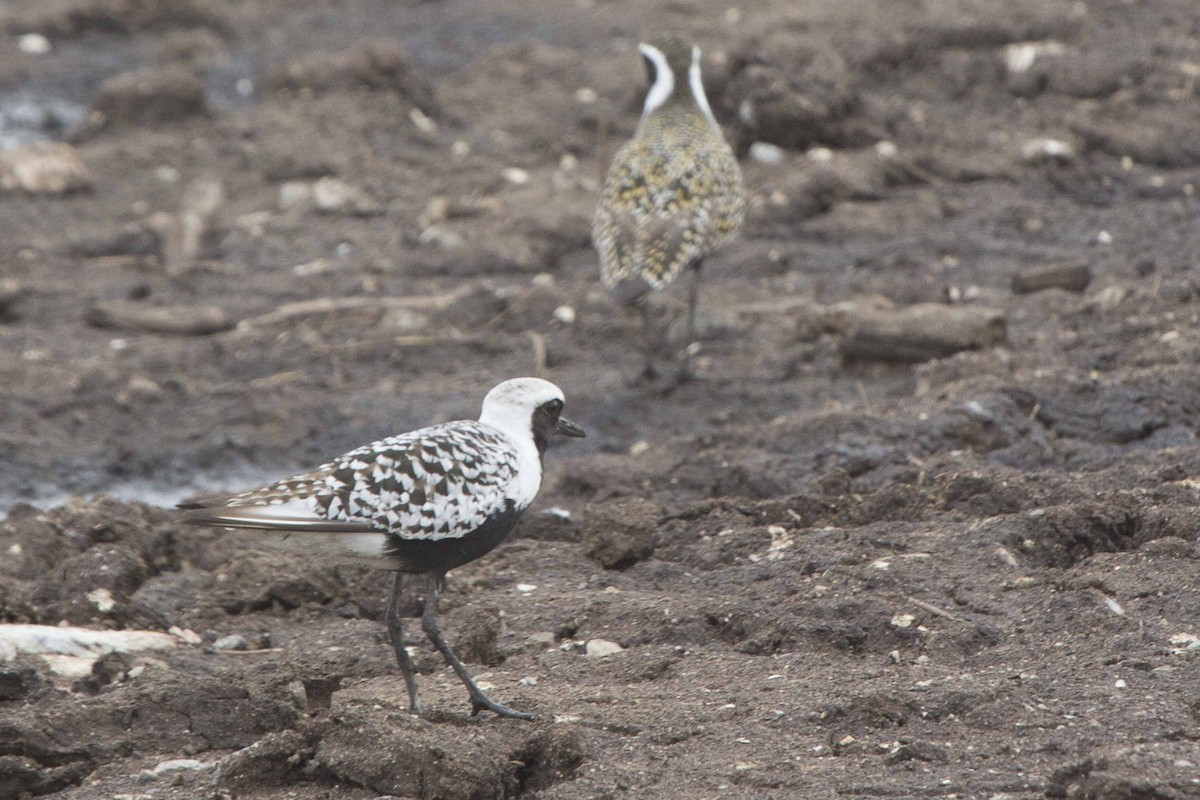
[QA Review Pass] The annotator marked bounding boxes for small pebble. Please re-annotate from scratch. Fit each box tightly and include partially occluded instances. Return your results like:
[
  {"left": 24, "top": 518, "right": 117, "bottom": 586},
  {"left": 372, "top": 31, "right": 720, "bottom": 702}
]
[
  {"left": 213, "top": 634, "right": 248, "bottom": 651},
  {"left": 748, "top": 142, "right": 784, "bottom": 164},
  {"left": 502, "top": 167, "right": 530, "bottom": 185},
  {"left": 18, "top": 33, "right": 51, "bottom": 55},
  {"left": 519, "top": 676, "right": 538, "bottom": 686}
]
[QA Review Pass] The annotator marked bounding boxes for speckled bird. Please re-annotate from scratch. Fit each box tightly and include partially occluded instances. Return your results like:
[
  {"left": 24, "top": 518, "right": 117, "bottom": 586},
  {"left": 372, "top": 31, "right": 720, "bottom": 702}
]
[
  {"left": 593, "top": 35, "right": 745, "bottom": 379},
  {"left": 178, "top": 378, "right": 585, "bottom": 721}
]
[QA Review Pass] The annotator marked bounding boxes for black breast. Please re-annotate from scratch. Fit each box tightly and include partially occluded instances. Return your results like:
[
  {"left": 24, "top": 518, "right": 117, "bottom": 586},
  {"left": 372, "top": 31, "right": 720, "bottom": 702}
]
[{"left": 383, "top": 501, "right": 524, "bottom": 574}]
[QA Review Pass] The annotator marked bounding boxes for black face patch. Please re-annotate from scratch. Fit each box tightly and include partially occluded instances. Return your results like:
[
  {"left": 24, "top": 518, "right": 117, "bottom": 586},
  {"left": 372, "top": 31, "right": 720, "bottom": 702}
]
[{"left": 531, "top": 401, "right": 562, "bottom": 457}]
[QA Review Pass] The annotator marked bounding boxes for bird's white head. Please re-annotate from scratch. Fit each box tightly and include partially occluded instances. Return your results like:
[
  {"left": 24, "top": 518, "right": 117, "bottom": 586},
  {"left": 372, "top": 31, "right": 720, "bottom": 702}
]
[{"left": 479, "top": 377, "right": 585, "bottom": 455}]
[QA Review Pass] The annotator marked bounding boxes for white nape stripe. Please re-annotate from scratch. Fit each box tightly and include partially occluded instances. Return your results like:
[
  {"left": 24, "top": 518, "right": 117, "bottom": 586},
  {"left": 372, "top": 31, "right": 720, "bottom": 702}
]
[
  {"left": 639, "top": 43, "right": 674, "bottom": 115},
  {"left": 689, "top": 45, "right": 718, "bottom": 127}
]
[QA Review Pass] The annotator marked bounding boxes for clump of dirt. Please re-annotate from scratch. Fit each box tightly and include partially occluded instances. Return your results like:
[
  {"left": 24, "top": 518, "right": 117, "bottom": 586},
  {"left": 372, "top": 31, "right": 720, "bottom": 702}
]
[{"left": 87, "top": 65, "right": 208, "bottom": 130}]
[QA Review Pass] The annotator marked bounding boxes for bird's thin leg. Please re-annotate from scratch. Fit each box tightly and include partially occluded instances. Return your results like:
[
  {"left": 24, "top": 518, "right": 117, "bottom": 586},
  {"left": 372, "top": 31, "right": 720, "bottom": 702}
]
[
  {"left": 386, "top": 572, "right": 422, "bottom": 712},
  {"left": 638, "top": 299, "right": 659, "bottom": 381},
  {"left": 420, "top": 572, "right": 534, "bottom": 721},
  {"left": 674, "top": 260, "right": 704, "bottom": 384},
  {"left": 685, "top": 260, "right": 703, "bottom": 345}
]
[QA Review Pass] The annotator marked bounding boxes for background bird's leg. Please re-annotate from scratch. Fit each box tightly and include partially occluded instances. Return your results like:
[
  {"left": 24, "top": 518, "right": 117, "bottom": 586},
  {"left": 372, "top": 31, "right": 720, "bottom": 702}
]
[
  {"left": 638, "top": 299, "right": 658, "bottom": 380},
  {"left": 386, "top": 572, "right": 421, "bottom": 711},
  {"left": 674, "top": 260, "right": 704, "bottom": 383},
  {"left": 685, "top": 260, "right": 703, "bottom": 345},
  {"left": 420, "top": 572, "right": 535, "bottom": 721}
]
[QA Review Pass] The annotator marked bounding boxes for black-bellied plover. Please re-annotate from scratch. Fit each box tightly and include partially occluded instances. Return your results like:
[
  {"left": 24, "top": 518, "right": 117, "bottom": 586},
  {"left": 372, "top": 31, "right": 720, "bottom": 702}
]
[
  {"left": 179, "top": 377, "right": 585, "bottom": 720},
  {"left": 593, "top": 35, "right": 746, "bottom": 380}
]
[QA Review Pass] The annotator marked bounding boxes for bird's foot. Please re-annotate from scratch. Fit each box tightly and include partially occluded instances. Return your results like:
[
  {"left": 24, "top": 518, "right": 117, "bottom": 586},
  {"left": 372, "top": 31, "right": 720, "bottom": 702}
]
[{"left": 469, "top": 689, "right": 536, "bottom": 721}]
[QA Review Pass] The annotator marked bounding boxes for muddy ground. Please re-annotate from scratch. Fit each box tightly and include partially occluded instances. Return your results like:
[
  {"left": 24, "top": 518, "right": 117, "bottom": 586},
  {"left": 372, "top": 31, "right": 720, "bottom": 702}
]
[{"left": 1, "top": 0, "right": 1199, "bottom": 797}]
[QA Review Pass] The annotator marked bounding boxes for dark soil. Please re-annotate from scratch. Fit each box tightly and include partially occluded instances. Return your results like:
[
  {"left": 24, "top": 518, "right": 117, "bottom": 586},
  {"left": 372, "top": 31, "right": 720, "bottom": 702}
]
[{"left": 1, "top": 0, "right": 1199, "bottom": 798}]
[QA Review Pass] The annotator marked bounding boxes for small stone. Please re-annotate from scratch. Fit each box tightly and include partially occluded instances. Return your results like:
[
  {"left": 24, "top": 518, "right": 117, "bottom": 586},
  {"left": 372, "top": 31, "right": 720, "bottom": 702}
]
[
  {"left": 749, "top": 142, "right": 784, "bottom": 164},
  {"left": 169, "top": 626, "right": 202, "bottom": 645},
  {"left": 418, "top": 224, "right": 463, "bottom": 249},
  {"left": 502, "top": 167, "right": 530, "bottom": 185},
  {"left": 1022, "top": 138, "right": 1075, "bottom": 164},
  {"left": 213, "top": 634, "right": 249, "bottom": 651},
  {"left": 310, "top": 176, "right": 381, "bottom": 216},
  {"left": 85, "top": 588, "right": 116, "bottom": 612},
  {"left": 585, "top": 639, "right": 624, "bottom": 657},
  {"left": 575, "top": 87, "right": 597, "bottom": 103},
  {"left": 409, "top": 107, "right": 438, "bottom": 135},
  {"left": 153, "top": 759, "right": 207, "bottom": 775},
  {"left": 0, "top": 143, "right": 91, "bottom": 195},
  {"left": 519, "top": 676, "right": 538, "bottom": 686},
  {"left": 891, "top": 613, "right": 915, "bottom": 628},
  {"left": 515, "top": 583, "right": 537, "bottom": 593},
  {"left": 553, "top": 305, "right": 576, "bottom": 324},
  {"left": 18, "top": 33, "right": 51, "bottom": 55},
  {"left": 125, "top": 376, "right": 163, "bottom": 402},
  {"left": 525, "top": 631, "right": 557, "bottom": 650},
  {"left": 278, "top": 181, "right": 312, "bottom": 210},
  {"left": 288, "top": 679, "right": 307, "bottom": 711}
]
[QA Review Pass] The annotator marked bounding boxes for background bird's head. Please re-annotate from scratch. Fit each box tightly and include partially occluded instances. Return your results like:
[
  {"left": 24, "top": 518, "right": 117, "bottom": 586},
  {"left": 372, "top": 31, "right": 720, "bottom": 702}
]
[{"left": 637, "top": 35, "right": 717, "bottom": 125}]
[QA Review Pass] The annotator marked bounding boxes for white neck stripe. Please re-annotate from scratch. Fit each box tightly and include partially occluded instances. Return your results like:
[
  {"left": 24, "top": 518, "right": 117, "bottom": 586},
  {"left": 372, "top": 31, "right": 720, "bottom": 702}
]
[
  {"left": 689, "top": 45, "right": 718, "bottom": 127},
  {"left": 639, "top": 43, "right": 674, "bottom": 116}
]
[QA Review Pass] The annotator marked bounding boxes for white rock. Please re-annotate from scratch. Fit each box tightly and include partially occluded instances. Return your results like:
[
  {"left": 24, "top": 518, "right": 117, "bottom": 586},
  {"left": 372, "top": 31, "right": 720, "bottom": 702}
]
[
  {"left": 278, "top": 181, "right": 312, "bottom": 211},
  {"left": 213, "top": 634, "right": 248, "bottom": 651},
  {"left": 152, "top": 759, "right": 208, "bottom": 775},
  {"left": 168, "top": 626, "right": 202, "bottom": 645},
  {"left": 418, "top": 224, "right": 463, "bottom": 249},
  {"left": 749, "top": 142, "right": 784, "bottom": 165},
  {"left": 0, "top": 143, "right": 90, "bottom": 195},
  {"left": 1004, "top": 41, "right": 1066, "bottom": 75},
  {"left": 502, "top": 167, "right": 530, "bottom": 185},
  {"left": 806, "top": 146, "right": 834, "bottom": 163},
  {"left": 553, "top": 305, "right": 576, "bottom": 324},
  {"left": 585, "top": 639, "right": 624, "bottom": 657},
  {"left": 0, "top": 624, "right": 176, "bottom": 661},
  {"left": 515, "top": 583, "right": 538, "bottom": 593},
  {"left": 86, "top": 588, "right": 116, "bottom": 613},
  {"left": 311, "top": 177, "right": 354, "bottom": 212},
  {"left": 874, "top": 140, "right": 899, "bottom": 159},
  {"left": 891, "top": 613, "right": 916, "bottom": 629},
  {"left": 1022, "top": 138, "right": 1075, "bottom": 163},
  {"left": 409, "top": 107, "right": 438, "bottom": 135},
  {"left": 18, "top": 33, "right": 51, "bottom": 55},
  {"left": 574, "top": 87, "right": 598, "bottom": 104}
]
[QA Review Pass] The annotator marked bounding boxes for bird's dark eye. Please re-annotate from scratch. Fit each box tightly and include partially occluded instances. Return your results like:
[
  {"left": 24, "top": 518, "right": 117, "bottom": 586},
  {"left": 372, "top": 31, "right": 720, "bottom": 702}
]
[{"left": 545, "top": 399, "right": 564, "bottom": 415}]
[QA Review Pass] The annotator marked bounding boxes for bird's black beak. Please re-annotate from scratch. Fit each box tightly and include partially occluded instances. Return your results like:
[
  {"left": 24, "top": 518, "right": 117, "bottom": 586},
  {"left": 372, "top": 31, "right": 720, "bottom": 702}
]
[{"left": 556, "top": 416, "right": 586, "bottom": 438}]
